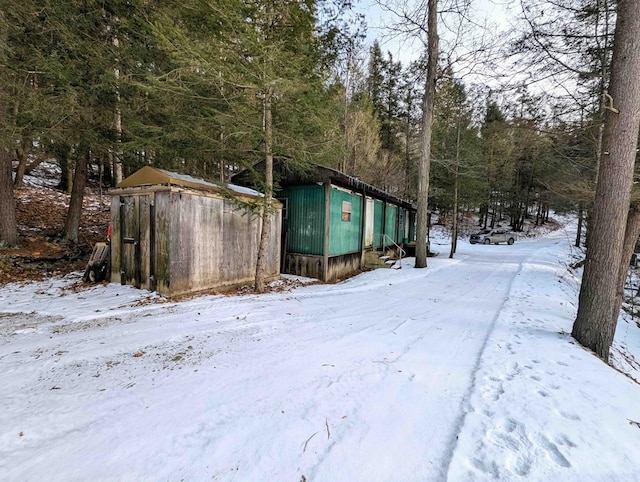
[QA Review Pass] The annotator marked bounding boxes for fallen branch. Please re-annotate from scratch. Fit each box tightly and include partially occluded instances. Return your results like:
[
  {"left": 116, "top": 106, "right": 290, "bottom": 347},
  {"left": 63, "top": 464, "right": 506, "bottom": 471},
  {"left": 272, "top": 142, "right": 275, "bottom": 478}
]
[
  {"left": 302, "top": 431, "right": 317, "bottom": 452},
  {"left": 569, "top": 259, "right": 585, "bottom": 270},
  {"left": 325, "top": 419, "right": 330, "bottom": 440},
  {"left": 25, "top": 154, "right": 51, "bottom": 175}
]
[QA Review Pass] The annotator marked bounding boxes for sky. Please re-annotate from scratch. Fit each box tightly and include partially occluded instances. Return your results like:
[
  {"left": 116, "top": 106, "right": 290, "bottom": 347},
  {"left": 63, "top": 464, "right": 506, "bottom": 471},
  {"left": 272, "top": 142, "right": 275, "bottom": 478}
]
[
  {"left": 357, "top": 0, "right": 514, "bottom": 67},
  {"left": 2, "top": 215, "right": 640, "bottom": 481}
]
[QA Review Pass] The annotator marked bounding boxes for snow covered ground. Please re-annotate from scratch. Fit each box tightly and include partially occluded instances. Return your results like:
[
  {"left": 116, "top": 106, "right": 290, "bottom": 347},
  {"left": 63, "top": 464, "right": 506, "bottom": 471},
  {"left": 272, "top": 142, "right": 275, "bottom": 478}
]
[{"left": 1, "top": 220, "right": 639, "bottom": 481}]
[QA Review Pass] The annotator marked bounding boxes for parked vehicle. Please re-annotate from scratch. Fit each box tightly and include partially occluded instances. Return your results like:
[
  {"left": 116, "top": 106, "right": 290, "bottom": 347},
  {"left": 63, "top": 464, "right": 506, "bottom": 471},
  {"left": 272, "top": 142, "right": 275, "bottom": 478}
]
[{"left": 470, "top": 228, "right": 516, "bottom": 245}]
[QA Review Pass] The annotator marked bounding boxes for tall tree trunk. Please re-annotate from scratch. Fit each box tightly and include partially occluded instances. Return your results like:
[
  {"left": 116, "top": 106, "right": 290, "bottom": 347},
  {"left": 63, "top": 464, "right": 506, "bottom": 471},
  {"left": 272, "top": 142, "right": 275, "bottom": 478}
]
[
  {"left": 64, "top": 146, "right": 89, "bottom": 244},
  {"left": 575, "top": 202, "right": 583, "bottom": 247},
  {"left": 13, "top": 141, "right": 30, "bottom": 189},
  {"left": 112, "top": 28, "right": 123, "bottom": 185},
  {"left": 449, "top": 122, "right": 461, "bottom": 259},
  {"left": 612, "top": 203, "right": 640, "bottom": 323},
  {"left": 0, "top": 94, "right": 18, "bottom": 247},
  {"left": 405, "top": 89, "right": 413, "bottom": 198},
  {"left": 415, "top": 0, "right": 438, "bottom": 268},
  {"left": 481, "top": 203, "right": 488, "bottom": 229},
  {"left": 572, "top": 1, "right": 640, "bottom": 362},
  {"left": 55, "top": 143, "right": 72, "bottom": 193},
  {"left": 0, "top": 9, "right": 18, "bottom": 247},
  {"left": 255, "top": 87, "right": 274, "bottom": 293},
  {"left": 0, "top": 146, "right": 18, "bottom": 247}
]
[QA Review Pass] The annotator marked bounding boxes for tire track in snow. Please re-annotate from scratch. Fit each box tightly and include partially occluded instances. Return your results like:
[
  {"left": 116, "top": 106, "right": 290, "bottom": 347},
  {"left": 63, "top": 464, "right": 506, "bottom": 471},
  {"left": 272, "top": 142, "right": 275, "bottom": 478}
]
[
  {"left": 439, "top": 255, "right": 527, "bottom": 480},
  {"left": 446, "top": 238, "right": 584, "bottom": 480}
]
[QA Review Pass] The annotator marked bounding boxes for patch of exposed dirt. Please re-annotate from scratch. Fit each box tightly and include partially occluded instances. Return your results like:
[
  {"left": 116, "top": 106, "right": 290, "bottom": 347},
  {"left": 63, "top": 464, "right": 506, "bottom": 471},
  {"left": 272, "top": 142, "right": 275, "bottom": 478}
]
[
  {"left": 0, "top": 170, "right": 110, "bottom": 286},
  {"left": 0, "top": 165, "right": 309, "bottom": 296}
]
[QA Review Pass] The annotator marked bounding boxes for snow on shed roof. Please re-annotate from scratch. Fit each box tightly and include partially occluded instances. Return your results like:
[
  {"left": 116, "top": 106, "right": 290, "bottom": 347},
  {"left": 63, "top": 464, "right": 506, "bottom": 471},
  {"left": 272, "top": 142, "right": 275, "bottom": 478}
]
[{"left": 115, "top": 166, "right": 263, "bottom": 198}]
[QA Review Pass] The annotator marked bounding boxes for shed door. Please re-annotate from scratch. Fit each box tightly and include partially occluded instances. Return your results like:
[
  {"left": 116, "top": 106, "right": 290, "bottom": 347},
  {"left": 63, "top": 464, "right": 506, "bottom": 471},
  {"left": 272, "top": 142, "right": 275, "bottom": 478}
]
[
  {"left": 120, "top": 195, "right": 154, "bottom": 289},
  {"left": 365, "top": 197, "right": 375, "bottom": 247}
]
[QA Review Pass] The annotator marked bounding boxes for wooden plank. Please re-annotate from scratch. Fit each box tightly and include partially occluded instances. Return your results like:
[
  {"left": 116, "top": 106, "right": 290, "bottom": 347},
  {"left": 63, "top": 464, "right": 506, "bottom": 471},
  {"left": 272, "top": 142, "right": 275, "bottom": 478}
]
[
  {"left": 121, "top": 195, "right": 138, "bottom": 287},
  {"left": 138, "top": 195, "right": 151, "bottom": 289},
  {"left": 154, "top": 192, "right": 171, "bottom": 295},
  {"left": 112, "top": 187, "right": 281, "bottom": 297},
  {"left": 110, "top": 196, "right": 121, "bottom": 283}
]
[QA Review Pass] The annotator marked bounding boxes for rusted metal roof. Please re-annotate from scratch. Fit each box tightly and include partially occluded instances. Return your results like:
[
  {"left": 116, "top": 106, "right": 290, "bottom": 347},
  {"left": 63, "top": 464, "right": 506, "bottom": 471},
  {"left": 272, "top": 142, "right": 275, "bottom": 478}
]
[{"left": 232, "top": 161, "right": 417, "bottom": 211}]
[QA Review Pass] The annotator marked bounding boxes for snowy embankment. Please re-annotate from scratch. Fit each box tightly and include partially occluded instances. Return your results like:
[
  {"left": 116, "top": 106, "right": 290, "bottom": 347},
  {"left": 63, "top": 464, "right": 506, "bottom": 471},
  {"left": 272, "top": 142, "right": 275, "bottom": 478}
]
[{"left": 1, "top": 221, "right": 639, "bottom": 481}]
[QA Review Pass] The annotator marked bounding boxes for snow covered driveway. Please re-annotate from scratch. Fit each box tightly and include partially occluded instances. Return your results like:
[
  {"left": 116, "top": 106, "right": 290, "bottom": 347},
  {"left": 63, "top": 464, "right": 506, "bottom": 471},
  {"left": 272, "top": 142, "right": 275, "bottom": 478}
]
[{"left": 1, "top": 226, "right": 639, "bottom": 481}]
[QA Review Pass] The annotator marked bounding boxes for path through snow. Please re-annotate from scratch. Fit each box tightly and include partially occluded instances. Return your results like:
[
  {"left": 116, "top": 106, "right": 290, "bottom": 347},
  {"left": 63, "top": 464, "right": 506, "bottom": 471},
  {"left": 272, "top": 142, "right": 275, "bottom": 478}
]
[{"left": 1, "top": 223, "right": 639, "bottom": 481}]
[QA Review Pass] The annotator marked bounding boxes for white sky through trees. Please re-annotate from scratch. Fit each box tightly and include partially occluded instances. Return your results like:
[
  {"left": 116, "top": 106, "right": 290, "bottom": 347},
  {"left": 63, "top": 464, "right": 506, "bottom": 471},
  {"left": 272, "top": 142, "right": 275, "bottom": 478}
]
[{"left": 357, "top": 0, "right": 512, "bottom": 67}]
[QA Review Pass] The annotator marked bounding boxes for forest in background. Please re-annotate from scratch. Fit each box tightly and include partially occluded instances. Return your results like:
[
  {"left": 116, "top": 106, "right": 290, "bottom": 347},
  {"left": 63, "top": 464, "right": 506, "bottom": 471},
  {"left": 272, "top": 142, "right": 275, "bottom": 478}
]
[{"left": 0, "top": 0, "right": 618, "bottom": 248}]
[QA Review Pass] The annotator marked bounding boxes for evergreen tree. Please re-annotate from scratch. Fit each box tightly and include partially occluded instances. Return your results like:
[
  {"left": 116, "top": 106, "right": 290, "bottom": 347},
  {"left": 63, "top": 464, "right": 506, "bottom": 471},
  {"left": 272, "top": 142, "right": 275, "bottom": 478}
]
[
  {"left": 147, "top": 0, "right": 347, "bottom": 291},
  {"left": 0, "top": 7, "right": 18, "bottom": 247},
  {"left": 479, "top": 100, "right": 514, "bottom": 228},
  {"left": 431, "top": 74, "right": 481, "bottom": 255},
  {"left": 572, "top": 0, "right": 640, "bottom": 361}
]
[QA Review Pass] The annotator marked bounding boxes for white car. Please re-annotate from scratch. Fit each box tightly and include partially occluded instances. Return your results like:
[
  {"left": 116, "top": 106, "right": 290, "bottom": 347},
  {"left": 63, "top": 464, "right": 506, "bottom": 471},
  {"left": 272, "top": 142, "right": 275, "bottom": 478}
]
[{"left": 470, "top": 229, "right": 516, "bottom": 245}]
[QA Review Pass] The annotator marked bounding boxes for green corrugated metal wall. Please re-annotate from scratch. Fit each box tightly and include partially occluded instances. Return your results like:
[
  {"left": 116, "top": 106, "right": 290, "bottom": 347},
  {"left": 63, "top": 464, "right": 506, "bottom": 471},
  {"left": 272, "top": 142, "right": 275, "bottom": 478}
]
[
  {"left": 282, "top": 185, "right": 325, "bottom": 255},
  {"left": 373, "top": 200, "right": 383, "bottom": 248},
  {"left": 329, "top": 188, "right": 362, "bottom": 256},
  {"left": 385, "top": 204, "right": 398, "bottom": 244},
  {"left": 282, "top": 183, "right": 414, "bottom": 257}
]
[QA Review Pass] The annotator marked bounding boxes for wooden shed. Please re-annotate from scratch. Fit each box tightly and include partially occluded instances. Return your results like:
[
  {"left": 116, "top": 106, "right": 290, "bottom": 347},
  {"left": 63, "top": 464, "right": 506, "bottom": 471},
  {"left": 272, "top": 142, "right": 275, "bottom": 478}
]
[
  {"left": 110, "top": 166, "right": 281, "bottom": 297},
  {"left": 232, "top": 162, "right": 416, "bottom": 282}
]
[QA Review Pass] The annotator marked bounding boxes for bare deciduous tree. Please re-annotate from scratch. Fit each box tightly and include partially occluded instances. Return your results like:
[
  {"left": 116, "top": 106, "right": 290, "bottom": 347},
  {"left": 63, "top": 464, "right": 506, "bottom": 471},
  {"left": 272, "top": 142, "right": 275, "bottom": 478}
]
[{"left": 415, "top": 0, "right": 438, "bottom": 268}]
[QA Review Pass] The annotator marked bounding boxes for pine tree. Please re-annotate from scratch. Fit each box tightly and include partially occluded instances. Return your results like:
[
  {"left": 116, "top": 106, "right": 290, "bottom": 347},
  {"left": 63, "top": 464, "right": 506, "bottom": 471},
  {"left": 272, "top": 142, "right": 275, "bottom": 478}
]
[
  {"left": 0, "top": 7, "right": 15, "bottom": 247},
  {"left": 147, "top": 0, "right": 346, "bottom": 291},
  {"left": 479, "top": 100, "right": 514, "bottom": 229},
  {"left": 430, "top": 75, "right": 480, "bottom": 256},
  {"left": 572, "top": 0, "right": 640, "bottom": 361}
]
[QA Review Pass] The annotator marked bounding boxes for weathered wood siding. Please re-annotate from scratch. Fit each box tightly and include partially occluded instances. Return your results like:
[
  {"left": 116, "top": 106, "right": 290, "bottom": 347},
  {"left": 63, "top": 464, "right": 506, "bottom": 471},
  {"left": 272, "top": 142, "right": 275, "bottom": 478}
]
[
  {"left": 111, "top": 186, "right": 281, "bottom": 297},
  {"left": 154, "top": 191, "right": 171, "bottom": 294},
  {"left": 327, "top": 252, "right": 362, "bottom": 282},
  {"left": 284, "top": 254, "right": 323, "bottom": 280},
  {"left": 110, "top": 196, "right": 122, "bottom": 285},
  {"left": 111, "top": 192, "right": 156, "bottom": 291},
  {"left": 166, "top": 191, "right": 222, "bottom": 295},
  {"left": 283, "top": 251, "right": 361, "bottom": 282},
  {"left": 121, "top": 195, "right": 138, "bottom": 286},
  {"left": 138, "top": 194, "right": 152, "bottom": 289},
  {"left": 220, "top": 200, "right": 256, "bottom": 283}
]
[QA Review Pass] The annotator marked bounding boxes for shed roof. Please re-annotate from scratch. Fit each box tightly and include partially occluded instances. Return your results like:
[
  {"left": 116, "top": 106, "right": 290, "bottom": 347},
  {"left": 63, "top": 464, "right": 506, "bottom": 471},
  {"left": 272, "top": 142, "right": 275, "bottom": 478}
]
[
  {"left": 232, "top": 161, "right": 416, "bottom": 211},
  {"left": 115, "top": 166, "right": 262, "bottom": 198}
]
